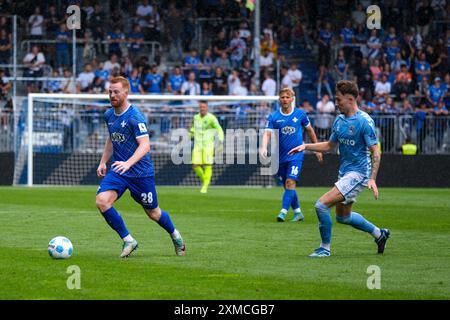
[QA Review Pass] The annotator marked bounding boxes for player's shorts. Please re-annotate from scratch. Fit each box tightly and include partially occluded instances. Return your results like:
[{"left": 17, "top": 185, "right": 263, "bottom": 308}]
[
  {"left": 277, "top": 159, "right": 304, "bottom": 182},
  {"left": 192, "top": 146, "right": 214, "bottom": 165},
  {"left": 334, "top": 171, "right": 369, "bottom": 205},
  {"left": 97, "top": 171, "right": 158, "bottom": 209}
]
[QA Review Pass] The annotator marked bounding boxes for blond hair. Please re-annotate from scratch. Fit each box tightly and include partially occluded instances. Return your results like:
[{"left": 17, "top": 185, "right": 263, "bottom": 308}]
[
  {"left": 279, "top": 87, "right": 295, "bottom": 97},
  {"left": 109, "top": 76, "right": 130, "bottom": 93}
]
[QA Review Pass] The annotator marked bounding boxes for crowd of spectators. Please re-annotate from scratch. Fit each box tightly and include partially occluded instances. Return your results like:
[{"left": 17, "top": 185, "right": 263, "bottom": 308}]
[{"left": 0, "top": 0, "right": 449, "bottom": 152}]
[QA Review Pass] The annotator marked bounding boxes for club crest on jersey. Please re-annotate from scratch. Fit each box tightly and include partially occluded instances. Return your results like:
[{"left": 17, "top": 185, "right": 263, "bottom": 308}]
[
  {"left": 348, "top": 125, "right": 355, "bottom": 135},
  {"left": 111, "top": 132, "right": 126, "bottom": 142},
  {"left": 292, "top": 117, "right": 298, "bottom": 123},
  {"left": 121, "top": 120, "right": 127, "bottom": 128},
  {"left": 281, "top": 126, "right": 296, "bottom": 135}
]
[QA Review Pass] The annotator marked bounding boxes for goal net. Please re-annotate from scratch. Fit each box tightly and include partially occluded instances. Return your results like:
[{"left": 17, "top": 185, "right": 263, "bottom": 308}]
[{"left": 19, "top": 93, "right": 285, "bottom": 187}]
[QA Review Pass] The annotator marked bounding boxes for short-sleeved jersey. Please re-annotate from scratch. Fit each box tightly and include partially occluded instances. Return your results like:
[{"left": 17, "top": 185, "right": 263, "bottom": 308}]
[
  {"left": 104, "top": 105, "right": 154, "bottom": 178},
  {"left": 329, "top": 109, "right": 378, "bottom": 177},
  {"left": 265, "top": 107, "right": 311, "bottom": 163},
  {"left": 190, "top": 113, "right": 224, "bottom": 149}
]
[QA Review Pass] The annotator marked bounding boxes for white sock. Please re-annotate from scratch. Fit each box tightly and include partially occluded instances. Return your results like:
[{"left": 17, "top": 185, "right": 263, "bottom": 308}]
[
  {"left": 320, "top": 243, "right": 331, "bottom": 251},
  {"left": 171, "top": 229, "right": 181, "bottom": 240},
  {"left": 280, "top": 209, "right": 288, "bottom": 214},
  {"left": 294, "top": 208, "right": 301, "bottom": 213},
  {"left": 123, "top": 234, "right": 134, "bottom": 242},
  {"left": 372, "top": 227, "right": 381, "bottom": 239}
]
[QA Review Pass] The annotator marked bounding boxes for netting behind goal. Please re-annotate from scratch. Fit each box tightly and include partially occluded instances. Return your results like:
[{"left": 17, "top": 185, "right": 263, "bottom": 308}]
[{"left": 20, "top": 94, "right": 286, "bottom": 187}]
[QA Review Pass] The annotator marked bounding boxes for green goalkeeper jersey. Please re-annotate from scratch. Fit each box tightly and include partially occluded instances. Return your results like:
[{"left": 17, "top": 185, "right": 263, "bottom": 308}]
[{"left": 190, "top": 113, "right": 224, "bottom": 149}]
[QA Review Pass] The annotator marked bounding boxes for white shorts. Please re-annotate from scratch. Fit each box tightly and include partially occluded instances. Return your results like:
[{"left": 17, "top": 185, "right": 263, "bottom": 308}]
[{"left": 335, "top": 171, "right": 369, "bottom": 205}]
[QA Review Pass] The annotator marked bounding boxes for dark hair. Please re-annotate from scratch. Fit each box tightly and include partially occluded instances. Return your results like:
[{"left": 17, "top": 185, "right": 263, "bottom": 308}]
[{"left": 335, "top": 80, "right": 359, "bottom": 99}]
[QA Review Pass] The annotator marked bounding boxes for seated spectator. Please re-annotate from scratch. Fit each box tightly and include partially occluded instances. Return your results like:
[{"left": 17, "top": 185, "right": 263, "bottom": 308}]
[
  {"left": 238, "top": 20, "right": 251, "bottom": 45},
  {"left": 211, "top": 67, "right": 227, "bottom": 95},
  {"left": 200, "top": 81, "right": 213, "bottom": 95},
  {"left": 60, "top": 68, "right": 76, "bottom": 93},
  {"left": 427, "top": 77, "right": 446, "bottom": 107},
  {"left": 76, "top": 64, "right": 95, "bottom": 93},
  {"left": 395, "top": 64, "right": 412, "bottom": 83},
  {"left": 88, "top": 76, "right": 107, "bottom": 94},
  {"left": 143, "top": 65, "right": 163, "bottom": 94},
  {"left": 104, "top": 54, "right": 121, "bottom": 73},
  {"left": 260, "top": 49, "right": 274, "bottom": 70},
  {"left": 390, "top": 52, "right": 407, "bottom": 74},
  {"left": 227, "top": 68, "right": 241, "bottom": 95},
  {"left": 392, "top": 74, "right": 414, "bottom": 101},
  {"left": 181, "top": 71, "right": 201, "bottom": 96},
  {"left": 374, "top": 74, "right": 392, "bottom": 100},
  {"left": 288, "top": 62, "right": 303, "bottom": 100},
  {"left": 184, "top": 48, "right": 203, "bottom": 72},
  {"left": 231, "top": 78, "right": 248, "bottom": 96},
  {"left": 261, "top": 71, "right": 276, "bottom": 96},
  {"left": 136, "top": 0, "right": 153, "bottom": 31},
  {"left": 23, "top": 45, "right": 45, "bottom": 78},
  {"left": 214, "top": 51, "right": 231, "bottom": 74},
  {"left": 167, "top": 66, "right": 185, "bottom": 95},
  {"left": 370, "top": 58, "right": 382, "bottom": 80},
  {"left": 127, "top": 69, "right": 144, "bottom": 94},
  {"left": 0, "top": 69, "right": 11, "bottom": 99},
  {"left": 45, "top": 70, "right": 62, "bottom": 93},
  {"left": 94, "top": 62, "right": 110, "bottom": 82},
  {"left": 239, "top": 59, "right": 255, "bottom": 89}
]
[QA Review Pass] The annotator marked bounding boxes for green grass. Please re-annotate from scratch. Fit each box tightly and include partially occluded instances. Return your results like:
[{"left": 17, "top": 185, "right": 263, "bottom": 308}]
[{"left": 0, "top": 186, "right": 449, "bottom": 300}]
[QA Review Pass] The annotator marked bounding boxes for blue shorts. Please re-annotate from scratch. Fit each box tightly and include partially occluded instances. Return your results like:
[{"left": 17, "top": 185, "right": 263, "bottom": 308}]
[
  {"left": 97, "top": 171, "right": 159, "bottom": 209},
  {"left": 277, "top": 160, "right": 304, "bottom": 182}
]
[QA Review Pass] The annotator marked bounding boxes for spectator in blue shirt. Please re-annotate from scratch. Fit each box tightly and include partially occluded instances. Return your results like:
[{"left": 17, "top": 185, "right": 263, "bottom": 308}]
[
  {"left": 127, "top": 69, "right": 143, "bottom": 94},
  {"left": 427, "top": 77, "right": 446, "bottom": 107},
  {"left": 339, "top": 20, "right": 354, "bottom": 61},
  {"left": 144, "top": 65, "right": 163, "bottom": 94},
  {"left": 167, "top": 66, "right": 185, "bottom": 94},
  {"left": 184, "top": 49, "right": 203, "bottom": 73},
  {"left": 45, "top": 70, "right": 62, "bottom": 93},
  {"left": 318, "top": 22, "right": 334, "bottom": 67},
  {"left": 127, "top": 24, "right": 145, "bottom": 63},
  {"left": 106, "top": 27, "right": 125, "bottom": 58},
  {"left": 415, "top": 52, "right": 431, "bottom": 82},
  {"left": 433, "top": 100, "right": 449, "bottom": 150},
  {"left": 94, "top": 62, "right": 110, "bottom": 82},
  {"left": 55, "top": 23, "right": 70, "bottom": 69},
  {"left": 334, "top": 49, "right": 349, "bottom": 81}
]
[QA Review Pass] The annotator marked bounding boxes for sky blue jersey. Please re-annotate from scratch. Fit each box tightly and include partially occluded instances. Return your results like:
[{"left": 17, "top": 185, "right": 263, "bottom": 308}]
[
  {"left": 104, "top": 105, "right": 154, "bottom": 177},
  {"left": 329, "top": 109, "right": 378, "bottom": 177},
  {"left": 265, "top": 107, "right": 311, "bottom": 163}
]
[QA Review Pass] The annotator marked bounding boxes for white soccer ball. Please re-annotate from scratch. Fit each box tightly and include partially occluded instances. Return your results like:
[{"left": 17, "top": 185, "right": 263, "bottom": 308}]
[{"left": 48, "top": 236, "right": 73, "bottom": 259}]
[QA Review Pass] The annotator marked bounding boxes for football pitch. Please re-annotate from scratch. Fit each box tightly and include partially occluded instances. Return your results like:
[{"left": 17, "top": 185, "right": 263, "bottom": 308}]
[{"left": 0, "top": 186, "right": 449, "bottom": 300}]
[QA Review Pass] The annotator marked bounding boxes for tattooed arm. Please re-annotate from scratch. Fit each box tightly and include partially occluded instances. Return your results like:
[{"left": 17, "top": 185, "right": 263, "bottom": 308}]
[{"left": 368, "top": 144, "right": 381, "bottom": 200}]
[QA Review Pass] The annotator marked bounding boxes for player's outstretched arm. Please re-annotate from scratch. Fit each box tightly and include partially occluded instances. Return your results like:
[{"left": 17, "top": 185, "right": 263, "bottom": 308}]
[
  {"left": 305, "top": 125, "right": 324, "bottom": 163},
  {"left": 259, "top": 130, "right": 271, "bottom": 159},
  {"left": 368, "top": 143, "right": 381, "bottom": 200},
  {"left": 288, "top": 140, "right": 335, "bottom": 155},
  {"left": 97, "top": 137, "right": 113, "bottom": 177},
  {"left": 112, "top": 136, "right": 151, "bottom": 175}
]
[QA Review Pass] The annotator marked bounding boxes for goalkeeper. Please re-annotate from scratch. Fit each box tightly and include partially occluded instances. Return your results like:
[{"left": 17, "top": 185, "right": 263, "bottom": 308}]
[{"left": 190, "top": 101, "right": 224, "bottom": 193}]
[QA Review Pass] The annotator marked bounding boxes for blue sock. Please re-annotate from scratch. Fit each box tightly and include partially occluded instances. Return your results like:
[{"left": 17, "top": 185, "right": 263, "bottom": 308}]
[
  {"left": 282, "top": 189, "right": 295, "bottom": 211},
  {"left": 158, "top": 210, "right": 175, "bottom": 234},
  {"left": 102, "top": 207, "right": 129, "bottom": 239},
  {"left": 315, "top": 200, "right": 332, "bottom": 245},
  {"left": 291, "top": 190, "right": 300, "bottom": 211},
  {"left": 336, "top": 212, "right": 376, "bottom": 234}
]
